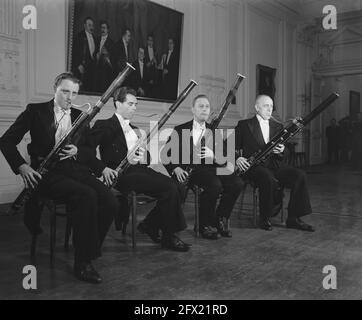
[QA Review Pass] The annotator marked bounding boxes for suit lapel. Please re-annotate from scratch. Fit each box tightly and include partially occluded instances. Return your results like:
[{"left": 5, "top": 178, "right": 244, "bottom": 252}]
[
  {"left": 111, "top": 114, "right": 128, "bottom": 148},
  {"left": 247, "top": 116, "right": 266, "bottom": 148},
  {"left": 37, "top": 100, "right": 56, "bottom": 146},
  {"left": 269, "top": 119, "right": 280, "bottom": 141}
]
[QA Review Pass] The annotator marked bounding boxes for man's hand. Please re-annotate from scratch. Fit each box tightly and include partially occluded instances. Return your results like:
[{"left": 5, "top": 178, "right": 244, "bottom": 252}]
[
  {"left": 102, "top": 167, "right": 118, "bottom": 186},
  {"left": 173, "top": 167, "right": 189, "bottom": 183},
  {"left": 59, "top": 144, "right": 78, "bottom": 160},
  {"left": 236, "top": 156, "right": 250, "bottom": 172},
  {"left": 198, "top": 146, "right": 214, "bottom": 160},
  {"left": 18, "top": 164, "right": 42, "bottom": 189},
  {"left": 272, "top": 144, "right": 285, "bottom": 154},
  {"left": 128, "top": 147, "right": 145, "bottom": 165},
  {"left": 78, "top": 64, "right": 85, "bottom": 74},
  {"left": 137, "top": 88, "right": 145, "bottom": 96}
]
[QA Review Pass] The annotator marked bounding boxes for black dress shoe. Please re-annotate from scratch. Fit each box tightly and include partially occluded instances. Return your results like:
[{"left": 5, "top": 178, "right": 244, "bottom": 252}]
[
  {"left": 137, "top": 221, "right": 161, "bottom": 243},
  {"left": 161, "top": 235, "right": 190, "bottom": 252},
  {"left": 259, "top": 218, "right": 272, "bottom": 231},
  {"left": 216, "top": 217, "right": 232, "bottom": 237},
  {"left": 286, "top": 218, "right": 315, "bottom": 232},
  {"left": 200, "top": 226, "right": 219, "bottom": 240},
  {"left": 74, "top": 263, "right": 102, "bottom": 284}
]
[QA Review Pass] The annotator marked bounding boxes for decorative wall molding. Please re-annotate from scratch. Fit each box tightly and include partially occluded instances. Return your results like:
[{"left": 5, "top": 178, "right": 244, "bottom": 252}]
[{"left": 0, "top": 0, "right": 19, "bottom": 39}]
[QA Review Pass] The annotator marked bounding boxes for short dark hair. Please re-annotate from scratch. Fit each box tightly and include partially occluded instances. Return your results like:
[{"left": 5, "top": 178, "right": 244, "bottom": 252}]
[
  {"left": 113, "top": 87, "right": 137, "bottom": 107},
  {"left": 100, "top": 20, "right": 110, "bottom": 29},
  {"left": 83, "top": 16, "right": 94, "bottom": 25},
  {"left": 122, "top": 27, "right": 131, "bottom": 37},
  {"left": 192, "top": 94, "right": 209, "bottom": 107},
  {"left": 147, "top": 33, "right": 154, "bottom": 40},
  {"left": 53, "top": 72, "right": 81, "bottom": 91}
]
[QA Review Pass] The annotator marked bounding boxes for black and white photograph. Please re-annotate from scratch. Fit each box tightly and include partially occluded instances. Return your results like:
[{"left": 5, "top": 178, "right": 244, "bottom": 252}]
[
  {"left": 68, "top": 0, "right": 183, "bottom": 101},
  {"left": 1, "top": 0, "right": 362, "bottom": 305}
]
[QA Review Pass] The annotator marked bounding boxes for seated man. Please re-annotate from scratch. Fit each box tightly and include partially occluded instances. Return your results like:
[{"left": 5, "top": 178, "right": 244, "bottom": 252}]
[
  {"left": 162, "top": 94, "right": 244, "bottom": 239},
  {"left": 234, "top": 95, "right": 315, "bottom": 232},
  {"left": 90, "top": 87, "right": 190, "bottom": 252},
  {"left": 0, "top": 72, "right": 119, "bottom": 284}
]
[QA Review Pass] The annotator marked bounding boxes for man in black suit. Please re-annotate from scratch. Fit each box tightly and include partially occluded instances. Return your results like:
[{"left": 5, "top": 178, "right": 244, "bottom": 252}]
[
  {"left": 95, "top": 21, "right": 115, "bottom": 92},
  {"left": 161, "top": 38, "right": 179, "bottom": 100},
  {"left": 90, "top": 87, "right": 190, "bottom": 252},
  {"left": 130, "top": 47, "right": 152, "bottom": 97},
  {"left": 0, "top": 73, "right": 119, "bottom": 283},
  {"left": 144, "top": 34, "right": 159, "bottom": 97},
  {"left": 113, "top": 27, "right": 132, "bottom": 77},
  {"left": 235, "top": 95, "right": 314, "bottom": 232},
  {"left": 162, "top": 94, "right": 244, "bottom": 239},
  {"left": 72, "top": 17, "right": 97, "bottom": 92}
]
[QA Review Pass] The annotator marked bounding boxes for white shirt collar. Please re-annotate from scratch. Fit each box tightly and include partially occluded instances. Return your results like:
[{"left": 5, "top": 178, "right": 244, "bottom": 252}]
[
  {"left": 54, "top": 101, "right": 71, "bottom": 115},
  {"left": 193, "top": 119, "right": 206, "bottom": 131},
  {"left": 115, "top": 113, "right": 130, "bottom": 127},
  {"left": 256, "top": 114, "right": 269, "bottom": 124}
]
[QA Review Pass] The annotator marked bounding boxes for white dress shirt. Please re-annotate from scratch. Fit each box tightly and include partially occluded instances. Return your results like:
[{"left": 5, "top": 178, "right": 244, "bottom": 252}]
[
  {"left": 138, "top": 60, "right": 144, "bottom": 79},
  {"left": 256, "top": 114, "right": 270, "bottom": 144},
  {"left": 192, "top": 120, "right": 206, "bottom": 146},
  {"left": 54, "top": 103, "right": 72, "bottom": 145},
  {"left": 166, "top": 50, "right": 173, "bottom": 65},
  {"left": 85, "top": 31, "right": 95, "bottom": 57},
  {"left": 148, "top": 46, "right": 154, "bottom": 61},
  {"left": 115, "top": 113, "right": 139, "bottom": 151},
  {"left": 99, "top": 35, "right": 108, "bottom": 53},
  {"left": 123, "top": 39, "right": 128, "bottom": 60}
]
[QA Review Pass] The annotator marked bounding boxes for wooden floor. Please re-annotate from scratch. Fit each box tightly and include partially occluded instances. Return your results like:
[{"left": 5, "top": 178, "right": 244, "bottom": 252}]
[{"left": 1, "top": 164, "right": 362, "bottom": 300}]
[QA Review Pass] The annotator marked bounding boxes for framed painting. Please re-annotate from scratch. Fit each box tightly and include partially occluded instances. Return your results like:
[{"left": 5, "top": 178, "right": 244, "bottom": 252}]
[
  {"left": 68, "top": 0, "right": 183, "bottom": 102},
  {"left": 256, "top": 64, "right": 276, "bottom": 109}
]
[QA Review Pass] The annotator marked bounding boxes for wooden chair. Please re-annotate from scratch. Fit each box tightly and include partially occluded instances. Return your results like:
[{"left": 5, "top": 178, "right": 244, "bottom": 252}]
[
  {"left": 239, "top": 180, "right": 284, "bottom": 227},
  {"left": 116, "top": 191, "right": 157, "bottom": 249},
  {"left": 30, "top": 198, "right": 72, "bottom": 267}
]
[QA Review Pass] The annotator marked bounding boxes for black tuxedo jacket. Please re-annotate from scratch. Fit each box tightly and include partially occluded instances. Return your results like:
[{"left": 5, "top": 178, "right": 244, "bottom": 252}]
[
  {"left": 0, "top": 100, "right": 97, "bottom": 175},
  {"left": 234, "top": 116, "right": 286, "bottom": 170},
  {"left": 90, "top": 114, "right": 150, "bottom": 173},
  {"left": 97, "top": 36, "right": 115, "bottom": 66},
  {"left": 131, "top": 60, "right": 152, "bottom": 94},
  {"left": 113, "top": 40, "right": 132, "bottom": 74},
  {"left": 163, "top": 120, "right": 222, "bottom": 176},
  {"left": 72, "top": 30, "right": 96, "bottom": 69},
  {"left": 145, "top": 47, "right": 158, "bottom": 65}
]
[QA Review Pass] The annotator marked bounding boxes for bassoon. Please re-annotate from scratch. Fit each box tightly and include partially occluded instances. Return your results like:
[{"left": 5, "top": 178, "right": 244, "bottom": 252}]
[
  {"left": 8, "top": 63, "right": 135, "bottom": 215},
  {"left": 236, "top": 92, "right": 340, "bottom": 175},
  {"left": 111, "top": 80, "right": 198, "bottom": 187},
  {"left": 180, "top": 73, "right": 246, "bottom": 186}
]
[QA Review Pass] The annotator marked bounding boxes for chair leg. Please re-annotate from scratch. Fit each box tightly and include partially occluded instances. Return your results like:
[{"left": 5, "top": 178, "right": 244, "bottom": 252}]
[
  {"left": 253, "top": 188, "right": 258, "bottom": 228},
  {"left": 64, "top": 216, "right": 72, "bottom": 250},
  {"left": 238, "top": 184, "right": 248, "bottom": 220},
  {"left": 49, "top": 211, "right": 56, "bottom": 268},
  {"left": 131, "top": 191, "right": 137, "bottom": 250},
  {"left": 194, "top": 187, "right": 200, "bottom": 237},
  {"left": 30, "top": 234, "right": 37, "bottom": 265}
]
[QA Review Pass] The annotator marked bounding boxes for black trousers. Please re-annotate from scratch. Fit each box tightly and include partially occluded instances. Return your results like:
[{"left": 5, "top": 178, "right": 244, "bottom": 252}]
[
  {"left": 184, "top": 168, "right": 244, "bottom": 229},
  {"left": 26, "top": 160, "right": 118, "bottom": 263},
  {"left": 114, "top": 165, "right": 187, "bottom": 235},
  {"left": 247, "top": 165, "right": 312, "bottom": 219}
]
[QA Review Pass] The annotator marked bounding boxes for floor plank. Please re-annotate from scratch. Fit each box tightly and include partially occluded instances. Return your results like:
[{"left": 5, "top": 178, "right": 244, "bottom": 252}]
[{"left": 0, "top": 164, "right": 361, "bottom": 300}]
